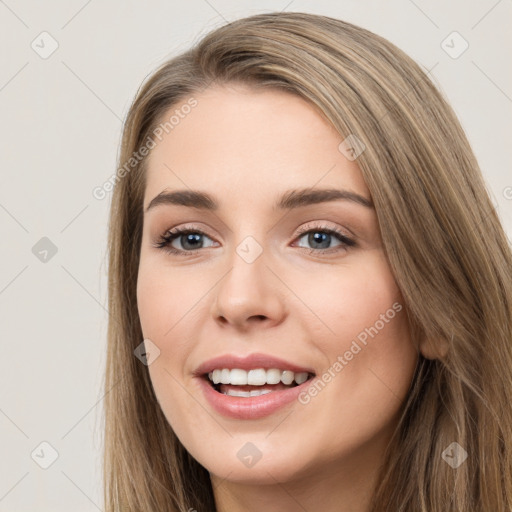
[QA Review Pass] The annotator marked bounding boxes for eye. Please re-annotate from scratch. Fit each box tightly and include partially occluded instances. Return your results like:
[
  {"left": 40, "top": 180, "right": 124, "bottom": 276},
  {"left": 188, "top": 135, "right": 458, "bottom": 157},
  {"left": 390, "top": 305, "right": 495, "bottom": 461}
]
[
  {"left": 293, "top": 223, "right": 356, "bottom": 253},
  {"left": 154, "top": 227, "right": 217, "bottom": 256},
  {"left": 153, "top": 223, "right": 356, "bottom": 256}
]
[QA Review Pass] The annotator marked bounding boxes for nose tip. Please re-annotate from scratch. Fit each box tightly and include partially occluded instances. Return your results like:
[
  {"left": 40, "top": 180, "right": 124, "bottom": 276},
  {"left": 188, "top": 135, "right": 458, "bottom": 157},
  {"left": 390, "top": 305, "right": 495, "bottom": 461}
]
[{"left": 211, "top": 257, "right": 286, "bottom": 330}]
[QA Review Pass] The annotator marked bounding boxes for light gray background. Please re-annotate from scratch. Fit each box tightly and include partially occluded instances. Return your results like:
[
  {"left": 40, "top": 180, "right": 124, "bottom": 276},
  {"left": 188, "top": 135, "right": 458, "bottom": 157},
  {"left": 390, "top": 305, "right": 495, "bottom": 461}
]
[{"left": 0, "top": 0, "right": 510, "bottom": 510}]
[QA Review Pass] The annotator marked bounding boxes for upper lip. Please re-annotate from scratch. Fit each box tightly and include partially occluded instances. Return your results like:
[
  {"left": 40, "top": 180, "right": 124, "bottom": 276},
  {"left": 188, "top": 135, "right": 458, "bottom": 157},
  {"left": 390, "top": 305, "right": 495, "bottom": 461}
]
[{"left": 193, "top": 353, "right": 315, "bottom": 376}]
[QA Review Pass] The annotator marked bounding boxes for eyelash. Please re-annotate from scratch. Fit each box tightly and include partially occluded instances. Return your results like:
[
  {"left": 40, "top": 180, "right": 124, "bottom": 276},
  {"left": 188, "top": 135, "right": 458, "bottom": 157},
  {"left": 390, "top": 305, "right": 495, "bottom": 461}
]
[{"left": 153, "top": 223, "right": 356, "bottom": 257}]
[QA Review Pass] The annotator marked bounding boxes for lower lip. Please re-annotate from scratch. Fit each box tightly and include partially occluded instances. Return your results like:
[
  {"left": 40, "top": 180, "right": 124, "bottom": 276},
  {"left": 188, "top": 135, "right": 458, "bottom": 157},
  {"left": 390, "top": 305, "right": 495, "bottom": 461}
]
[{"left": 197, "top": 377, "right": 312, "bottom": 420}]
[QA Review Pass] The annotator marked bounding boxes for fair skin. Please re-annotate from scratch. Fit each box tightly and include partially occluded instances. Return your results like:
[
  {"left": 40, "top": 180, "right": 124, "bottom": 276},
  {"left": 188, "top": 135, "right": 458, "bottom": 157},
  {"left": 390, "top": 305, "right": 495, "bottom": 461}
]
[{"left": 136, "top": 83, "right": 426, "bottom": 512}]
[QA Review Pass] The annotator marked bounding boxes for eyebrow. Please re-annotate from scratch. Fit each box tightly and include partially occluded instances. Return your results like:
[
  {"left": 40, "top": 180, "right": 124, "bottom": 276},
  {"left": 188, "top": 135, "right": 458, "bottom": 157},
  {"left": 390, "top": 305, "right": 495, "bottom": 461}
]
[{"left": 144, "top": 187, "right": 374, "bottom": 213}]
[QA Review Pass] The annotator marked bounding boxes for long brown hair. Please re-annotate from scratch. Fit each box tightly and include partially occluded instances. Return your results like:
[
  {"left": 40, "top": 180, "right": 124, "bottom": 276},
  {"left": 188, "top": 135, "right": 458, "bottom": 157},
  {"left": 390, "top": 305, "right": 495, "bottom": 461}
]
[{"left": 103, "top": 12, "right": 512, "bottom": 511}]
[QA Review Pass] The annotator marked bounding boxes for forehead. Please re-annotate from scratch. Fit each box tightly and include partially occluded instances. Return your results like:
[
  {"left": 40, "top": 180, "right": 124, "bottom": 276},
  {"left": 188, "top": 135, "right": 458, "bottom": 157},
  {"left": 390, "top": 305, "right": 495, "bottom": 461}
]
[{"left": 143, "top": 84, "right": 370, "bottom": 209}]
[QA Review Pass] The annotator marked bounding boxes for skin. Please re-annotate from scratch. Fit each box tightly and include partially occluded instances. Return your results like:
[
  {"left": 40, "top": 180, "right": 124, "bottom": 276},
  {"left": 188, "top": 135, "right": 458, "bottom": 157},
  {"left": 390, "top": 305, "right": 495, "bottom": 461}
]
[{"left": 136, "top": 83, "right": 427, "bottom": 512}]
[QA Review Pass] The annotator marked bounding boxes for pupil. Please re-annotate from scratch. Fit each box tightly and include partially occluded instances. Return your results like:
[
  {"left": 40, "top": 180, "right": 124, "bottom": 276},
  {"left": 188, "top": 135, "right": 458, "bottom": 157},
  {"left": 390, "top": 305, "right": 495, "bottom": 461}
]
[
  {"left": 183, "top": 233, "right": 202, "bottom": 250},
  {"left": 310, "top": 232, "right": 330, "bottom": 249}
]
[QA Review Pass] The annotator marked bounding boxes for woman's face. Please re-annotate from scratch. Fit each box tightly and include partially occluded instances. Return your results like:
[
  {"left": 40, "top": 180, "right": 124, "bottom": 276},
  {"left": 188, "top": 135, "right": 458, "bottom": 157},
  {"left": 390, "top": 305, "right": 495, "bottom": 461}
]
[{"left": 137, "top": 84, "right": 419, "bottom": 485}]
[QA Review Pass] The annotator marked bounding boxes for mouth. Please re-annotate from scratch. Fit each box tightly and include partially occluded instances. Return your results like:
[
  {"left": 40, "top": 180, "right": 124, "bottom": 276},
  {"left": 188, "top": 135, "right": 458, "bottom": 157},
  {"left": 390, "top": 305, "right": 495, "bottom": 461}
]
[
  {"left": 194, "top": 353, "right": 317, "bottom": 419},
  {"left": 203, "top": 368, "right": 316, "bottom": 397}
]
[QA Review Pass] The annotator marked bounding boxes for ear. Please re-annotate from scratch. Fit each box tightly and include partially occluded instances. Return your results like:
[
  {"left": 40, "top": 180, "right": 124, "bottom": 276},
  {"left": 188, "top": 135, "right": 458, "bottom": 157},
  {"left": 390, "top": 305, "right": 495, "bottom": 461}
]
[{"left": 419, "top": 335, "right": 449, "bottom": 360}]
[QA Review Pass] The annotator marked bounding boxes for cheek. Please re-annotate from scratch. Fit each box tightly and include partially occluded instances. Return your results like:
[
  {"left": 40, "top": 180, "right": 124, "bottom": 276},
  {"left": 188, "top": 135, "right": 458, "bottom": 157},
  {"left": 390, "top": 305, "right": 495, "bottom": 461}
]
[
  {"left": 136, "top": 257, "right": 206, "bottom": 339},
  {"left": 294, "top": 250, "right": 417, "bottom": 410},
  {"left": 292, "top": 251, "right": 405, "bottom": 346},
  {"left": 136, "top": 262, "right": 201, "bottom": 432},
  {"left": 136, "top": 259, "right": 208, "bottom": 403}
]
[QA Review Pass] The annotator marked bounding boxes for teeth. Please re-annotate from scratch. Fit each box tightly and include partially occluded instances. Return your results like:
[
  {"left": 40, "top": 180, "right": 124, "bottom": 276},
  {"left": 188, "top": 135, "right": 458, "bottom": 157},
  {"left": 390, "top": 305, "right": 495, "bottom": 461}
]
[
  {"left": 223, "top": 388, "right": 273, "bottom": 397},
  {"left": 266, "top": 368, "right": 281, "bottom": 384},
  {"left": 247, "top": 369, "right": 267, "bottom": 385},
  {"left": 281, "top": 370, "right": 294, "bottom": 385},
  {"left": 250, "top": 389, "right": 272, "bottom": 397},
  {"left": 295, "top": 372, "right": 308, "bottom": 384},
  {"left": 220, "top": 368, "right": 231, "bottom": 384},
  {"left": 230, "top": 369, "right": 248, "bottom": 385},
  {"left": 207, "top": 368, "right": 310, "bottom": 386}
]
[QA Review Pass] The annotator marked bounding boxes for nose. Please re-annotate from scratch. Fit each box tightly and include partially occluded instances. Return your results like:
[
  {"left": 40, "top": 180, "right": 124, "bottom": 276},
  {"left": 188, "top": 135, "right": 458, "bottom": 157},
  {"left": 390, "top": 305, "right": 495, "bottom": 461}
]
[{"left": 211, "top": 244, "right": 287, "bottom": 331}]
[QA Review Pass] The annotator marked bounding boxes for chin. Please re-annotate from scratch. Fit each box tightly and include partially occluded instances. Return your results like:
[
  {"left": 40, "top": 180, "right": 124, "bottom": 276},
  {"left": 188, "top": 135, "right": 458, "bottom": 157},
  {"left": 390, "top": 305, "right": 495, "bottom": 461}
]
[{"left": 185, "top": 436, "right": 315, "bottom": 485}]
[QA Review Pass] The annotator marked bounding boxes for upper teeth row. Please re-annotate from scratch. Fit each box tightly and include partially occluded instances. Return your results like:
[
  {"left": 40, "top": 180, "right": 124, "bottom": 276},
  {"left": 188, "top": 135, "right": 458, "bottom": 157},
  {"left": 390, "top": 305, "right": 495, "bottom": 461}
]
[{"left": 208, "top": 368, "right": 309, "bottom": 386}]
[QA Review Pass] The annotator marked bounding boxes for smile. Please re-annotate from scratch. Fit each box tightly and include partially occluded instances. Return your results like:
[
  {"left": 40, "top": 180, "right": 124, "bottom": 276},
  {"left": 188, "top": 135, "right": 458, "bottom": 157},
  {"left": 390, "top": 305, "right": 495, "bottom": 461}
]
[
  {"left": 194, "top": 354, "right": 317, "bottom": 419},
  {"left": 208, "top": 368, "right": 310, "bottom": 389}
]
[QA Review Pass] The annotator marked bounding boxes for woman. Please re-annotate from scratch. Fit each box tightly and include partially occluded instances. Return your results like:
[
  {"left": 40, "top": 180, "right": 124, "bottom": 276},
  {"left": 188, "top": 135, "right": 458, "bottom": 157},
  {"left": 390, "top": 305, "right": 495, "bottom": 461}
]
[{"left": 103, "top": 11, "right": 512, "bottom": 512}]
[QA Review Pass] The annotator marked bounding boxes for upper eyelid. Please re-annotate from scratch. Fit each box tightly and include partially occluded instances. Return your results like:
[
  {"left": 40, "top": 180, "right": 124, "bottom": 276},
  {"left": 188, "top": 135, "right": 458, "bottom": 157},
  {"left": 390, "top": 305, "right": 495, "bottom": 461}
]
[
  {"left": 295, "top": 221, "right": 354, "bottom": 238},
  {"left": 161, "top": 221, "right": 349, "bottom": 237}
]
